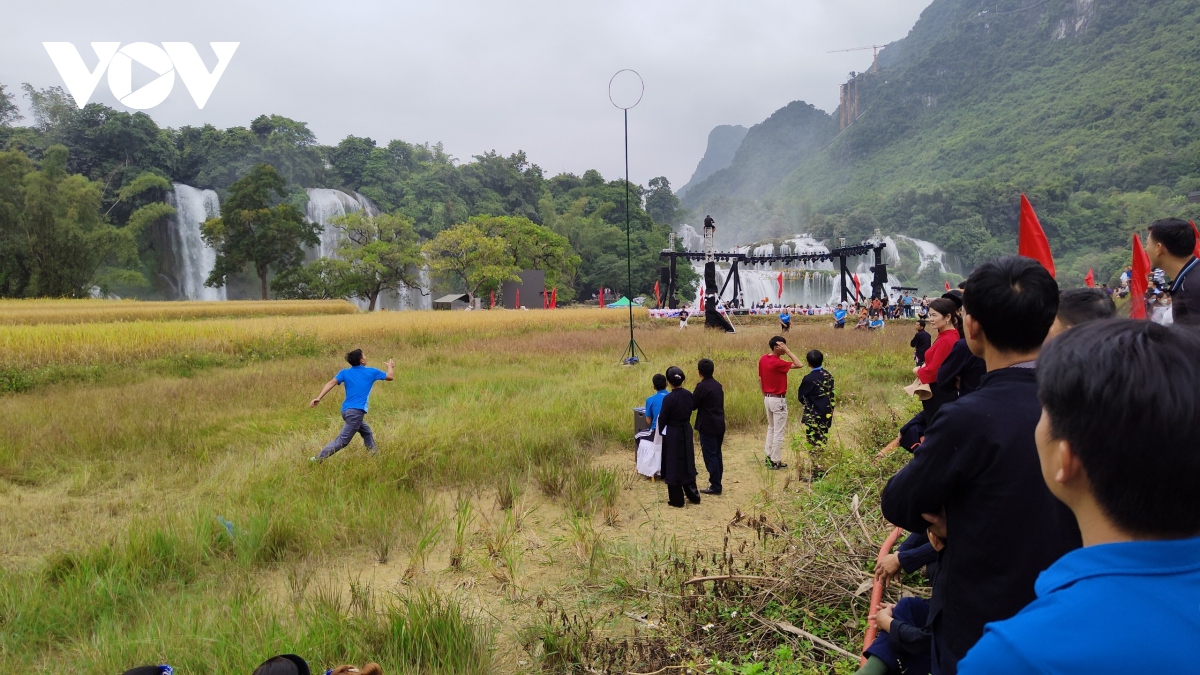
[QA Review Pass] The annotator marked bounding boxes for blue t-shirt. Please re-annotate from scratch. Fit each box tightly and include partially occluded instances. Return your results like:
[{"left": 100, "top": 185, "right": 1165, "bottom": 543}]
[
  {"left": 958, "top": 535, "right": 1200, "bottom": 675},
  {"left": 644, "top": 389, "right": 668, "bottom": 431},
  {"left": 335, "top": 365, "right": 388, "bottom": 412},
  {"left": 780, "top": 312, "right": 791, "bottom": 323},
  {"left": 834, "top": 309, "right": 848, "bottom": 324}
]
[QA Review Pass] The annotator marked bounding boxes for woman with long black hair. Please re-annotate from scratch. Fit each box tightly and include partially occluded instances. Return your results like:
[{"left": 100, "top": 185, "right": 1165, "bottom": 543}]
[{"left": 658, "top": 366, "right": 701, "bottom": 507}]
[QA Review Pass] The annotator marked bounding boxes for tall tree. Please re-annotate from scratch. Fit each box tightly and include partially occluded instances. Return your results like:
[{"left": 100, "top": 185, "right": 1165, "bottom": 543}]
[
  {"left": 19, "top": 146, "right": 141, "bottom": 297},
  {"left": 644, "top": 176, "right": 680, "bottom": 225},
  {"left": 331, "top": 211, "right": 424, "bottom": 311},
  {"left": 0, "top": 83, "right": 21, "bottom": 127},
  {"left": 422, "top": 224, "right": 519, "bottom": 303},
  {"left": 201, "top": 164, "right": 320, "bottom": 299}
]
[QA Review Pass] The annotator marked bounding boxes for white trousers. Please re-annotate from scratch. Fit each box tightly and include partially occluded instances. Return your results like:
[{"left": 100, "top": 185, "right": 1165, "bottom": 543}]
[{"left": 763, "top": 396, "right": 789, "bottom": 462}]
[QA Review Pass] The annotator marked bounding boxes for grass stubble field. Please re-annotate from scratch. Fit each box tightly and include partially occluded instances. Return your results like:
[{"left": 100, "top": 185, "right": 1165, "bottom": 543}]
[{"left": 0, "top": 302, "right": 921, "bottom": 675}]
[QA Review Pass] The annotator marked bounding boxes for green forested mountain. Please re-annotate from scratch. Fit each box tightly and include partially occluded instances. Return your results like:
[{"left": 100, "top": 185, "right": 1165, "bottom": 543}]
[
  {"left": 682, "top": 0, "right": 1200, "bottom": 285},
  {"left": 0, "top": 85, "right": 690, "bottom": 302}
]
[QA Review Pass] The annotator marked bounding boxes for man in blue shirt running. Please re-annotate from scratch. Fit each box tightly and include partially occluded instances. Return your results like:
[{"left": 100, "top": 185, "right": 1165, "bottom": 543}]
[
  {"left": 958, "top": 320, "right": 1200, "bottom": 674},
  {"left": 309, "top": 348, "right": 394, "bottom": 462}
]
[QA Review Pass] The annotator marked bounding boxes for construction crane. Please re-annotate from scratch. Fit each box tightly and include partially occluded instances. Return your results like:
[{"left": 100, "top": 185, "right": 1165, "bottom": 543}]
[{"left": 827, "top": 45, "right": 887, "bottom": 74}]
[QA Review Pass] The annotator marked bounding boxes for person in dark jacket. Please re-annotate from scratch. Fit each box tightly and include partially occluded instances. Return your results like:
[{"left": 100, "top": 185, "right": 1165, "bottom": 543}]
[
  {"left": 797, "top": 350, "right": 835, "bottom": 459},
  {"left": 658, "top": 366, "right": 700, "bottom": 508},
  {"left": 910, "top": 320, "right": 931, "bottom": 365},
  {"left": 1146, "top": 217, "right": 1199, "bottom": 326},
  {"left": 881, "top": 257, "right": 1082, "bottom": 675},
  {"left": 693, "top": 358, "right": 725, "bottom": 495}
]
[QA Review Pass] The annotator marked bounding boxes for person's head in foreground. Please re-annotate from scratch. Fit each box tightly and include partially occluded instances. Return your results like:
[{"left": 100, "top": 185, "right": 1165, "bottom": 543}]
[
  {"left": 652, "top": 373, "right": 667, "bottom": 391},
  {"left": 122, "top": 667, "right": 173, "bottom": 675},
  {"left": 957, "top": 320, "right": 1200, "bottom": 674},
  {"left": 961, "top": 257, "right": 1058, "bottom": 363},
  {"left": 1145, "top": 217, "right": 1196, "bottom": 272},
  {"left": 768, "top": 336, "right": 787, "bottom": 355},
  {"left": 665, "top": 366, "right": 686, "bottom": 388},
  {"left": 697, "top": 358, "right": 715, "bottom": 380},
  {"left": 252, "top": 655, "right": 310, "bottom": 675},
  {"left": 805, "top": 350, "right": 823, "bottom": 369},
  {"left": 345, "top": 348, "right": 364, "bottom": 366},
  {"left": 1046, "top": 287, "right": 1116, "bottom": 341}
]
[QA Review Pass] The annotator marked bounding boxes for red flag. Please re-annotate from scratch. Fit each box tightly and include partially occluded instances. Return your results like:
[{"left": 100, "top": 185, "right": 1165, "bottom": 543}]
[
  {"left": 542, "top": 290, "right": 549, "bottom": 309},
  {"left": 777, "top": 272, "right": 784, "bottom": 299},
  {"left": 1131, "top": 234, "right": 1151, "bottom": 320},
  {"left": 551, "top": 287, "right": 557, "bottom": 309},
  {"left": 1085, "top": 268, "right": 1095, "bottom": 288},
  {"left": 489, "top": 291, "right": 494, "bottom": 309},
  {"left": 852, "top": 274, "right": 862, "bottom": 302},
  {"left": 654, "top": 280, "right": 661, "bottom": 308},
  {"left": 599, "top": 287, "right": 604, "bottom": 308},
  {"left": 1019, "top": 194, "right": 1056, "bottom": 278},
  {"left": 945, "top": 281, "right": 951, "bottom": 292},
  {"left": 515, "top": 288, "right": 520, "bottom": 309},
  {"left": 1192, "top": 221, "right": 1200, "bottom": 259}
]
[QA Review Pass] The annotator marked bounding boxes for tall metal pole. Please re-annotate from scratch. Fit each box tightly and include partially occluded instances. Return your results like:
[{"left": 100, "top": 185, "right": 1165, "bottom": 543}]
[{"left": 625, "top": 108, "right": 635, "bottom": 350}]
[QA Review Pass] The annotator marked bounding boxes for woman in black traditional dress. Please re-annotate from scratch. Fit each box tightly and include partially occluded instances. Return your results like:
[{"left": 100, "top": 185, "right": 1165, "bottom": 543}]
[{"left": 658, "top": 366, "right": 700, "bottom": 507}]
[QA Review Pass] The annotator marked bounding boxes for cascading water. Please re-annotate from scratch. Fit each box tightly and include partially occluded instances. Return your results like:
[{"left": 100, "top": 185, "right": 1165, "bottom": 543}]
[
  {"left": 894, "top": 235, "right": 963, "bottom": 276},
  {"left": 305, "top": 188, "right": 380, "bottom": 258},
  {"left": 167, "top": 184, "right": 225, "bottom": 301},
  {"left": 305, "top": 188, "right": 430, "bottom": 311}
]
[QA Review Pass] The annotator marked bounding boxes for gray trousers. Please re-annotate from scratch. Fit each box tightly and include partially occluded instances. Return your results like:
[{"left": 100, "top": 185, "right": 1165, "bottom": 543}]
[{"left": 318, "top": 408, "right": 375, "bottom": 460}]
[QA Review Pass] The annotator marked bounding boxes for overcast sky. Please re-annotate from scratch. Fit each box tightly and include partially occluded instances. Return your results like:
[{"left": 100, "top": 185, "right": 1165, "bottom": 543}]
[{"left": 1, "top": 0, "right": 932, "bottom": 189}]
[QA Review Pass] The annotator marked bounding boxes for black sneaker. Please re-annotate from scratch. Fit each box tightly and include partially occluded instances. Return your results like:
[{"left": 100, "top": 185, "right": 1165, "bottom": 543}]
[
  {"left": 766, "top": 459, "right": 788, "bottom": 470},
  {"left": 699, "top": 487, "right": 721, "bottom": 495}
]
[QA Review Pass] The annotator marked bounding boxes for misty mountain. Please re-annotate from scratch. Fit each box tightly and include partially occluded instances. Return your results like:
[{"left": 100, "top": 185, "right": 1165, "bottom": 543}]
[
  {"left": 676, "top": 124, "right": 747, "bottom": 197},
  {"left": 680, "top": 0, "right": 1200, "bottom": 284}
]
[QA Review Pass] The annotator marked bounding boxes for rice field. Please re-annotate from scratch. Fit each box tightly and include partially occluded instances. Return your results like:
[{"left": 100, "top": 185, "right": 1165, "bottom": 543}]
[
  {"left": 0, "top": 298, "right": 360, "bottom": 326},
  {"left": 0, "top": 301, "right": 917, "bottom": 674}
]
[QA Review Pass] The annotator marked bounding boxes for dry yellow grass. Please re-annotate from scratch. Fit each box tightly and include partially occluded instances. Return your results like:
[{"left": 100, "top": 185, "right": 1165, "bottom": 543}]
[
  {"left": 0, "top": 307, "right": 635, "bottom": 369},
  {"left": 0, "top": 298, "right": 360, "bottom": 325}
]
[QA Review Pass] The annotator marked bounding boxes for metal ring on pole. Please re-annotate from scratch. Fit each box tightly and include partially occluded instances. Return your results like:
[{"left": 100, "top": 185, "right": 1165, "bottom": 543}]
[{"left": 608, "top": 69, "right": 644, "bottom": 110}]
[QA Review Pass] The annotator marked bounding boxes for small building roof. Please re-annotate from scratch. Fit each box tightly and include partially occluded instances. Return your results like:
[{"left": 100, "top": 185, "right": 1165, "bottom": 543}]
[{"left": 434, "top": 293, "right": 470, "bottom": 304}]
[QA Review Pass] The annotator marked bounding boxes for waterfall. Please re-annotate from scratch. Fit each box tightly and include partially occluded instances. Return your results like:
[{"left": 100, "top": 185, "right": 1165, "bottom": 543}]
[
  {"left": 305, "top": 188, "right": 380, "bottom": 259},
  {"left": 305, "top": 188, "right": 431, "bottom": 310},
  {"left": 167, "top": 184, "right": 225, "bottom": 301},
  {"left": 895, "top": 235, "right": 963, "bottom": 276}
]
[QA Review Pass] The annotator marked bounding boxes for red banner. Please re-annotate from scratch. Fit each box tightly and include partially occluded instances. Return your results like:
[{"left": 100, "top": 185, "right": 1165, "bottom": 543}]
[
  {"left": 1085, "top": 268, "right": 1095, "bottom": 288},
  {"left": 777, "top": 272, "right": 784, "bottom": 299},
  {"left": 1018, "top": 194, "right": 1056, "bottom": 278},
  {"left": 1131, "top": 234, "right": 1151, "bottom": 319}
]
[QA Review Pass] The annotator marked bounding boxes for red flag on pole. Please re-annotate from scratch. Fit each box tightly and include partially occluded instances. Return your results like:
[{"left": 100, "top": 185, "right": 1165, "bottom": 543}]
[
  {"left": 1131, "top": 234, "right": 1151, "bottom": 319},
  {"left": 489, "top": 291, "right": 494, "bottom": 309},
  {"left": 1085, "top": 268, "right": 1095, "bottom": 287},
  {"left": 599, "top": 287, "right": 604, "bottom": 308},
  {"left": 1191, "top": 221, "right": 1200, "bottom": 259},
  {"left": 777, "top": 272, "right": 784, "bottom": 299},
  {"left": 852, "top": 274, "right": 861, "bottom": 302},
  {"left": 945, "top": 280, "right": 952, "bottom": 291},
  {"left": 551, "top": 287, "right": 557, "bottom": 309},
  {"left": 654, "top": 280, "right": 661, "bottom": 308},
  {"left": 515, "top": 288, "right": 520, "bottom": 309},
  {"left": 1018, "top": 194, "right": 1056, "bottom": 278}
]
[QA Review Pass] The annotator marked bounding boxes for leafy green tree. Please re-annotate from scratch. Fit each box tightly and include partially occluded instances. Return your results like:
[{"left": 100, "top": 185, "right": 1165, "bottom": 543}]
[
  {"left": 327, "top": 136, "right": 377, "bottom": 190},
  {"left": 331, "top": 211, "right": 424, "bottom": 310},
  {"left": 19, "top": 146, "right": 141, "bottom": 297},
  {"left": 644, "top": 176, "right": 680, "bottom": 225},
  {"left": 470, "top": 215, "right": 580, "bottom": 301},
  {"left": 0, "top": 84, "right": 21, "bottom": 127},
  {"left": 422, "top": 224, "right": 520, "bottom": 303},
  {"left": 0, "top": 150, "right": 35, "bottom": 295},
  {"left": 201, "top": 164, "right": 320, "bottom": 299}
]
